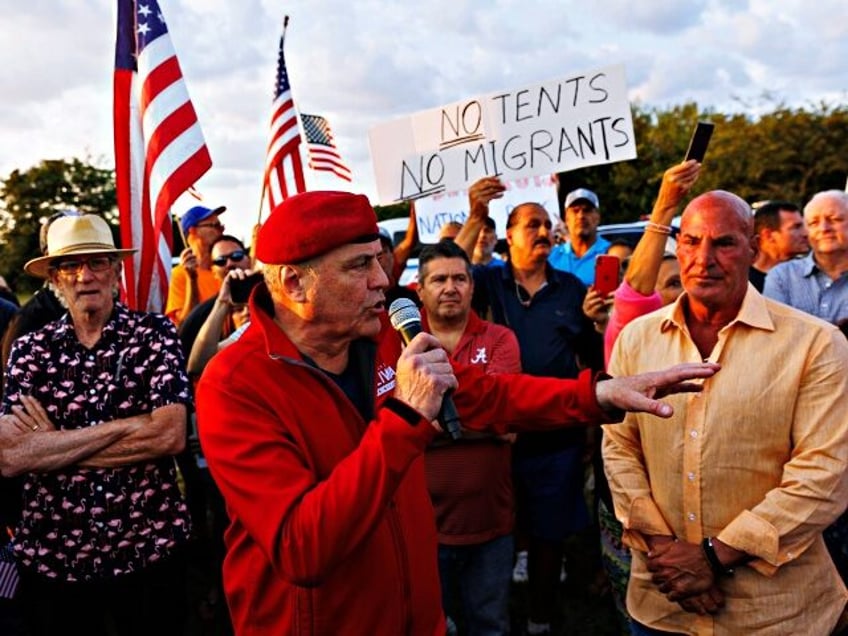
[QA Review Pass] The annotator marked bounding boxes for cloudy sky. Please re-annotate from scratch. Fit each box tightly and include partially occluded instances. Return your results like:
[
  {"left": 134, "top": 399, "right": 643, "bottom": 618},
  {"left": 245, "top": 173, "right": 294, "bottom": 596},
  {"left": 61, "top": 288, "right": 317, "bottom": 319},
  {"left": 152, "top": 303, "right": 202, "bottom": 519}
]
[{"left": 1, "top": 0, "right": 847, "bottom": 242}]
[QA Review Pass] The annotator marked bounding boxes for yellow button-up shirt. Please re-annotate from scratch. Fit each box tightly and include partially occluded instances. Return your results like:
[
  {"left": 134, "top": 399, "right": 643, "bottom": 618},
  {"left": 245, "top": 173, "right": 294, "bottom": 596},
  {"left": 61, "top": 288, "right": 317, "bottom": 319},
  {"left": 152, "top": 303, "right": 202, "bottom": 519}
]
[{"left": 604, "top": 286, "right": 848, "bottom": 635}]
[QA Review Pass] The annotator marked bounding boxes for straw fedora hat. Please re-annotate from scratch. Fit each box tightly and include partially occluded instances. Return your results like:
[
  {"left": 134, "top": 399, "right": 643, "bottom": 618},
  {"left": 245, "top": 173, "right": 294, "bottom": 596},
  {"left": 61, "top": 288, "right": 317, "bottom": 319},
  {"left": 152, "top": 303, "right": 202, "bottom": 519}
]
[{"left": 24, "top": 214, "right": 137, "bottom": 279}]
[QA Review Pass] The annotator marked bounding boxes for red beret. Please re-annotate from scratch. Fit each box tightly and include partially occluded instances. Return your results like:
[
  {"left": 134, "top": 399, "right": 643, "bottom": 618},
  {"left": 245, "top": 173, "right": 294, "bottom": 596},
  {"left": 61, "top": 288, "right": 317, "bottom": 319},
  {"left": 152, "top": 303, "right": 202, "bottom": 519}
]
[{"left": 256, "top": 191, "right": 379, "bottom": 264}]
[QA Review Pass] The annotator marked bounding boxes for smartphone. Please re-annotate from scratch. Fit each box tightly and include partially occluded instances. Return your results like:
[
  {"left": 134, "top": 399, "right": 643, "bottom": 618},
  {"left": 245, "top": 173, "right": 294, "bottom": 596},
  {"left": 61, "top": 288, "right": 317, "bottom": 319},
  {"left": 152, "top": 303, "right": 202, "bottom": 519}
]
[
  {"left": 594, "top": 254, "right": 620, "bottom": 297},
  {"left": 230, "top": 272, "right": 263, "bottom": 304},
  {"left": 684, "top": 121, "right": 715, "bottom": 162}
]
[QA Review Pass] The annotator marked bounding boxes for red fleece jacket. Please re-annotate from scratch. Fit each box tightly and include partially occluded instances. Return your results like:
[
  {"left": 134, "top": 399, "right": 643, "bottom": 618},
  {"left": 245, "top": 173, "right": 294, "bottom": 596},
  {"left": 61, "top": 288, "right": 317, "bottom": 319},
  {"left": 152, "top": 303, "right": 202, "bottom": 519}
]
[{"left": 197, "top": 285, "right": 610, "bottom": 635}]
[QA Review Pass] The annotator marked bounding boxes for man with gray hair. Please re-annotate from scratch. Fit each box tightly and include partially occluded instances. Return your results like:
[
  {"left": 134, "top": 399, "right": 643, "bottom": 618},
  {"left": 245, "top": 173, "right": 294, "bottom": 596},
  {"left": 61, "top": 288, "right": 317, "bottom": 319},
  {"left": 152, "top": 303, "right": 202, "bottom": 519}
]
[
  {"left": 0, "top": 214, "right": 192, "bottom": 635},
  {"left": 603, "top": 190, "right": 848, "bottom": 634},
  {"left": 195, "top": 190, "right": 718, "bottom": 635},
  {"left": 764, "top": 190, "right": 848, "bottom": 323}
]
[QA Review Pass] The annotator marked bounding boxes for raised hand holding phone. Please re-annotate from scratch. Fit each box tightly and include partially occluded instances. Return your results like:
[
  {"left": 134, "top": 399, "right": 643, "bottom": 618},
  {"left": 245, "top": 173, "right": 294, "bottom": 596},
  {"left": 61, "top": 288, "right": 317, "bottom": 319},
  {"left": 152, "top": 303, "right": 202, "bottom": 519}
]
[{"left": 684, "top": 122, "right": 715, "bottom": 162}]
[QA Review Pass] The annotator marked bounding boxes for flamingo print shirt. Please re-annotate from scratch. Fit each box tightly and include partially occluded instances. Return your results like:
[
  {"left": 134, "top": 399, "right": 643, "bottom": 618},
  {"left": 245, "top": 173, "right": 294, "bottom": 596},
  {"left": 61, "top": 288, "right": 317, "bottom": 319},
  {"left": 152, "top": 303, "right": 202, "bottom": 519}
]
[{"left": 2, "top": 303, "right": 192, "bottom": 582}]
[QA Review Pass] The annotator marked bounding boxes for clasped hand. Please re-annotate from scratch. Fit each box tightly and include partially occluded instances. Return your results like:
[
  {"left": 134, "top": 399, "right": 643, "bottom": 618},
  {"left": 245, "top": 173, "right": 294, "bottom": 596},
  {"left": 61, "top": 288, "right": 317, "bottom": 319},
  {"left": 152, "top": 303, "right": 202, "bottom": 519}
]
[
  {"left": 646, "top": 537, "right": 724, "bottom": 615},
  {"left": 1, "top": 395, "right": 56, "bottom": 438}
]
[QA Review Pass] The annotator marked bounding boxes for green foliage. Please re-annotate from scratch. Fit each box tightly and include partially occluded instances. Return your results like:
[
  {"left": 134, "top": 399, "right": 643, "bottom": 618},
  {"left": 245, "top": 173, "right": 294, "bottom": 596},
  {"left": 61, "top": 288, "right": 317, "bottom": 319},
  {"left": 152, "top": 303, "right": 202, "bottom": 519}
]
[
  {"left": 0, "top": 158, "right": 116, "bottom": 294},
  {"left": 374, "top": 200, "right": 411, "bottom": 221}
]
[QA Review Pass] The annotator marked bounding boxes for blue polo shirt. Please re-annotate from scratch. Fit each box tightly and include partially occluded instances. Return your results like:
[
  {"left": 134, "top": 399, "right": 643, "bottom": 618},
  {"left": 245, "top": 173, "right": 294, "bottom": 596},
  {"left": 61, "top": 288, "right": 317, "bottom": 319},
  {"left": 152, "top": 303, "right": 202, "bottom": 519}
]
[
  {"left": 471, "top": 263, "right": 603, "bottom": 454},
  {"left": 548, "top": 236, "right": 611, "bottom": 285}
]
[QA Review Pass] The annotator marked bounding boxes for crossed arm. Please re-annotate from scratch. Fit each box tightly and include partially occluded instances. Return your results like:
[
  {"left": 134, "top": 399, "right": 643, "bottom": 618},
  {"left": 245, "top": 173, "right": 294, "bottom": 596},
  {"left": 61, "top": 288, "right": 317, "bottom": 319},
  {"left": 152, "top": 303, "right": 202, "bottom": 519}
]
[{"left": 0, "top": 395, "right": 186, "bottom": 477}]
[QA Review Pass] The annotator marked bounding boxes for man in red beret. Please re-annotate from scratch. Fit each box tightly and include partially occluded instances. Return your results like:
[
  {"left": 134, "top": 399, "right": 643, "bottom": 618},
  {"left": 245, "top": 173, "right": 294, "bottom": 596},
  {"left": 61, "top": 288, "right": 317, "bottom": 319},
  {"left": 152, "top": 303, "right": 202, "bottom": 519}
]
[{"left": 195, "top": 191, "right": 719, "bottom": 635}]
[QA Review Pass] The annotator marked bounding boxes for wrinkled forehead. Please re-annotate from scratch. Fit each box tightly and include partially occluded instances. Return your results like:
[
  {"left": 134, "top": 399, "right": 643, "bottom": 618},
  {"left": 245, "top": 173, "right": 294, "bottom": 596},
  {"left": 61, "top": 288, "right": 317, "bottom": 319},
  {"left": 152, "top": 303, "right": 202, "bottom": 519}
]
[
  {"left": 320, "top": 238, "right": 383, "bottom": 265},
  {"left": 422, "top": 256, "right": 470, "bottom": 277},
  {"left": 804, "top": 195, "right": 848, "bottom": 221},
  {"left": 681, "top": 192, "right": 752, "bottom": 234},
  {"left": 212, "top": 240, "right": 244, "bottom": 259},
  {"left": 511, "top": 203, "right": 549, "bottom": 226}
]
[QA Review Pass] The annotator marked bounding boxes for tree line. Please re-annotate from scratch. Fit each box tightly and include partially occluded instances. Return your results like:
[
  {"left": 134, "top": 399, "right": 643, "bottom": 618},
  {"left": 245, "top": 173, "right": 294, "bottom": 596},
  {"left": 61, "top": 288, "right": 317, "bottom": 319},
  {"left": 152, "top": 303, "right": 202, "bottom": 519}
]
[{"left": 2, "top": 101, "right": 847, "bottom": 294}]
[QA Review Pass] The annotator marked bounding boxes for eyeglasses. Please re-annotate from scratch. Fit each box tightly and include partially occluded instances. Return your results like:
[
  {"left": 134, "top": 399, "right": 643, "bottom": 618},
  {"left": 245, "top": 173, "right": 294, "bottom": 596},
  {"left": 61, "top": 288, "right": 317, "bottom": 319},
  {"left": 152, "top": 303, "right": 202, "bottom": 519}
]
[
  {"left": 51, "top": 256, "right": 115, "bottom": 276},
  {"left": 196, "top": 221, "right": 224, "bottom": 230},
  {"left": 212, "top": 250, "right": 246, "bottom": 267}
]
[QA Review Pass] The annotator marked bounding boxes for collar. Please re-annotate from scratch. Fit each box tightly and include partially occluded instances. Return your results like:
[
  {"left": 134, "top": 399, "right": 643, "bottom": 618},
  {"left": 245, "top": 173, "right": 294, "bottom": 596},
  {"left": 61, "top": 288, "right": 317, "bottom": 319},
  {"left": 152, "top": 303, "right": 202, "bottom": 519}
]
[
  {"left": 500, "top": 261, "right": 559, "bottom": 287},
  {"left": 53, "top": 302, "right": 127, "bottom": 345},
  {"left": 800, "top": 252, "right": 819, "bottom": 278},
  {"left": 421, "top": 308, "right": 486, "bottom": 337},
  {"left": 563, "top": 235, "right": 611, "bottom": 257},
  {"left": 661, "top": 283, "right": 775, "bottom": 335}
]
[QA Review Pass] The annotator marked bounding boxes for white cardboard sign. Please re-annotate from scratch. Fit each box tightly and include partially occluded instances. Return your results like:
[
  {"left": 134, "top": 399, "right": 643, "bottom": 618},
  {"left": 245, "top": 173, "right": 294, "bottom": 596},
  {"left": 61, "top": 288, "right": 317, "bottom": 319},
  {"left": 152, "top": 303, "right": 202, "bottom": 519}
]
[
  {"left": 369, "top": 64, "right": 635, "bottom": 204},
  {"left": 413, "top": 175, "right": 559, "bottom": 244}
]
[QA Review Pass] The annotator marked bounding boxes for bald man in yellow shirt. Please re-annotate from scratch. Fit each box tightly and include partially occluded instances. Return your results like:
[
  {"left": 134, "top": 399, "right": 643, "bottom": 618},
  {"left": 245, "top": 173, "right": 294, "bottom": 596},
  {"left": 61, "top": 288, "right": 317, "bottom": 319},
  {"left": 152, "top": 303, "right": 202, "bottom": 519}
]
[{"left": 603, "top": 190, "right": 848, "bottom": 635}]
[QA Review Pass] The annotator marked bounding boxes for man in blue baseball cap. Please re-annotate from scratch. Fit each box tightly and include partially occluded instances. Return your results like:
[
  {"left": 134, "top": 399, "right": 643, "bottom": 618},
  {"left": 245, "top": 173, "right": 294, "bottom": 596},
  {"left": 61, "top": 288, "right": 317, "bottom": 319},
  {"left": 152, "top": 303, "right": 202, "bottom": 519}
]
[{"left": 166, "top": 204, "right": 226, "bottom": 325}]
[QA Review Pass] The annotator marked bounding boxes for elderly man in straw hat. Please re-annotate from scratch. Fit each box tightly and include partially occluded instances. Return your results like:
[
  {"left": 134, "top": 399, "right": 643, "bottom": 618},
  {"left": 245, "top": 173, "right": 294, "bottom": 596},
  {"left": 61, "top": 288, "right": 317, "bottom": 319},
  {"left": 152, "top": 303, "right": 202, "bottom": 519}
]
[{"left": 0, "top": 214, "right": 193, "bottom": 635}]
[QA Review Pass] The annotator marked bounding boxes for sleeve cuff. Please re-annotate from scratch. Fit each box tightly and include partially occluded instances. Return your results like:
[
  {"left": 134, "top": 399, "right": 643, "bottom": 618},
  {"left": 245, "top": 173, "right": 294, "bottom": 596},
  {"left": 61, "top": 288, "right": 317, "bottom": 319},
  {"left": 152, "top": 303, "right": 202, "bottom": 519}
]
[
  {"left": 620, "top": 495, "right": 675, "bottom": 552},
  {"left": 715, "top": 509, "right": 817, "bottom": 576},
  {"left": 383, "top": 397, "right": 428, "bottom": 427}
]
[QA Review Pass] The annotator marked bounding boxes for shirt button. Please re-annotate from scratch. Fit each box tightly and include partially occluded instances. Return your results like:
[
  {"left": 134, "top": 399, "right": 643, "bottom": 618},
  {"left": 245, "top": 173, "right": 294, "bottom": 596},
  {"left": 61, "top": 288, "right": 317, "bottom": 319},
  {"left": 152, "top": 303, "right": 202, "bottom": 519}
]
[
  {"left": 688, "top": 512, "right": 697, "bottom": 521},
  {"left": 690, "top": 430, "right": 698, "bottom": 439},
  {"left": 687, "top": 472, "right": 696, "bottom": 481},
  {"left": 96, "top": 485, "right": 103, "bottom": 492},
  {"left": 89, "top": 389, "right": 96, "bottom": 395}
]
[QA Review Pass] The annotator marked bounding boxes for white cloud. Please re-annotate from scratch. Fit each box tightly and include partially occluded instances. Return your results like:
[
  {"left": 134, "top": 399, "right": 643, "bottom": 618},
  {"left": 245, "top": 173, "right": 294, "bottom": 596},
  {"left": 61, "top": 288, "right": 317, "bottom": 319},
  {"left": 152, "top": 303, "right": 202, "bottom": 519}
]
[{"left": 1, "top": 0, "right": 847, "bottom": 244}]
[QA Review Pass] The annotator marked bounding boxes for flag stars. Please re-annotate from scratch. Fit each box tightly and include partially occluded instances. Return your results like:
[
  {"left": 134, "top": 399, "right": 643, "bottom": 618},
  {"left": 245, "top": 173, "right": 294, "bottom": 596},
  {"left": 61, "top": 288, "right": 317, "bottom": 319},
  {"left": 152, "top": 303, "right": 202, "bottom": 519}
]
[
  {"left": 138, "top": 4, "right": 151, "bottom": 17},
  {"left": 137, "top": 22, "right": 150, "bottom": 37}
]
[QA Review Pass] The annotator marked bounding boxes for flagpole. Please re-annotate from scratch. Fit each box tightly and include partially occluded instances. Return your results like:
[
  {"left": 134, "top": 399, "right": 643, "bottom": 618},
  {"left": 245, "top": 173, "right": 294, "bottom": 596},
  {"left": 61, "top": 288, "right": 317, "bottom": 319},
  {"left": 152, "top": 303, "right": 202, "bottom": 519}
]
[{"left": 257, "top": 14, "right": 291, "bottom": 228}]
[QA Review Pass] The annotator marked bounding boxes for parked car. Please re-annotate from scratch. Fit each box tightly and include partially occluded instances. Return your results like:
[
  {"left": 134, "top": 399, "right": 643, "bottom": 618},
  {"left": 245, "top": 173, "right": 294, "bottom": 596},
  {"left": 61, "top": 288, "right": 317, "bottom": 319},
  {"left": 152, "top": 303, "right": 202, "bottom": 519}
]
[{"left": 597, "top": 218, "right": 680, "bottom": 252}]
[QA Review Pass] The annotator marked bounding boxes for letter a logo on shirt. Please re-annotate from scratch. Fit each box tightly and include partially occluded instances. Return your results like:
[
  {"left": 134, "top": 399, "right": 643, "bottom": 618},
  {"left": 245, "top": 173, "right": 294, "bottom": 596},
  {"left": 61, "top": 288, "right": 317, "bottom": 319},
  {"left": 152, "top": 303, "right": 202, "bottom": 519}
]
[{"left": 470, "top": 347, "right": 488, "bottom": 364}]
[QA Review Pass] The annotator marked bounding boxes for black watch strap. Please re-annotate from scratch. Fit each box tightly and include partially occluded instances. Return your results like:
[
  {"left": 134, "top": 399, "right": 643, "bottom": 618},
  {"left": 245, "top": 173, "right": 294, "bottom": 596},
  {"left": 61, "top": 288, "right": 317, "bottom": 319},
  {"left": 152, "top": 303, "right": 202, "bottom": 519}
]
[{"left": 702, "top": 536, "right": 734, "bottom": 576}]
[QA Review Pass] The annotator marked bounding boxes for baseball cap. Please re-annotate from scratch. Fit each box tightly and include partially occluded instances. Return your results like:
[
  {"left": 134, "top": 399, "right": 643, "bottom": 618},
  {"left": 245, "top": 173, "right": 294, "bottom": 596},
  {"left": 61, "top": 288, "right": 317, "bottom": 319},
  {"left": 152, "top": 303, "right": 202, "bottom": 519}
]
[
  {"left": 565, "top": 188, "right": 600, "bottom": 210},
  {"left": 181, "top": 205, "right": 226, "bottom": 234}
]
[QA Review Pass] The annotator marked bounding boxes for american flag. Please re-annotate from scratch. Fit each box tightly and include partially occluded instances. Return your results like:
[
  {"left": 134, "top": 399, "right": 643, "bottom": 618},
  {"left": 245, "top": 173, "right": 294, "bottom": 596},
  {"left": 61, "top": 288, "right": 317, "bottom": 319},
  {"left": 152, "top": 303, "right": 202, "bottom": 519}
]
[
  {"left": 0, "top": 544, "right": 18, "bottom": 600},
  {"left": 114, "top": 0, "right": 212, "bottom": 312},
  {"left": 264, "top": 17, "right": 305, "bottom": 210},
  {"left": 300, "top": 114, "right": 353, "bottom": 182}
]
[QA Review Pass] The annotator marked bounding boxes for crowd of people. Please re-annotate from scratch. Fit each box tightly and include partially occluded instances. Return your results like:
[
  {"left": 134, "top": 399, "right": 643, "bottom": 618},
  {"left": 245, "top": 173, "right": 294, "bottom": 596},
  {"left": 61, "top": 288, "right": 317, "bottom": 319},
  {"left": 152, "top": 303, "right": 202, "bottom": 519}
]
[{"left": 0, "top": 156, "right": 846, "bottom": 636}]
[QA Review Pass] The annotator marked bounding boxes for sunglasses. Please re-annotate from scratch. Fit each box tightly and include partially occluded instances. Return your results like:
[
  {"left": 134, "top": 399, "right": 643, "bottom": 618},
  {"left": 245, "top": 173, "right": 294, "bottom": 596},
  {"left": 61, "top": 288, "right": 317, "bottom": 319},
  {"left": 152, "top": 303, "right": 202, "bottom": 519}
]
[
  {"left": 196, "top": 221, "right": 224, "bottom": 230},
  {"left": 51, "top": 256, "right": 115, "bottom": 276},
  {"left": 212, "top": 250, "right": 247, "bottom": 267}
]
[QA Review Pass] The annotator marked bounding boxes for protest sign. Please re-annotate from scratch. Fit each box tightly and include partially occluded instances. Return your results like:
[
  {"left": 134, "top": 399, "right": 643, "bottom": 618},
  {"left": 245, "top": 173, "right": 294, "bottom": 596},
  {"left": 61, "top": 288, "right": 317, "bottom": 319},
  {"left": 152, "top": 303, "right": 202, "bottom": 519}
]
[
  {"left": 369, "top": 64, "right": 635, "bottom": 203},
  {"left": 413, "top": 175, "right": 559, "bottom": 243}
]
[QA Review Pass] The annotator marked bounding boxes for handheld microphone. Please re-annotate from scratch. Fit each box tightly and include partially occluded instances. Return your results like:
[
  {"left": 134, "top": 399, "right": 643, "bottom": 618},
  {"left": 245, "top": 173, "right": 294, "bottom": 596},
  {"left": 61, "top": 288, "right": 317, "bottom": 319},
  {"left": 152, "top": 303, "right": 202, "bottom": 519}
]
[{"left": 388, "top": 298, "right": 462, "bottom": 440}]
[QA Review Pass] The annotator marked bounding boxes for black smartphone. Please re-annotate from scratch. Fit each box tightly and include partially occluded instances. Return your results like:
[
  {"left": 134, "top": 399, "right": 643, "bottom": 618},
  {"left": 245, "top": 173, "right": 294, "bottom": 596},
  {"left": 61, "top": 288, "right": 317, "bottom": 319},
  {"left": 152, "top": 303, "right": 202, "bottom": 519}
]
[
  {"left": 230, "top": 272, "right": 263, "bottom": 304},
  {"left": 684, "top": 121, "right": 715, "bottom": 162}
]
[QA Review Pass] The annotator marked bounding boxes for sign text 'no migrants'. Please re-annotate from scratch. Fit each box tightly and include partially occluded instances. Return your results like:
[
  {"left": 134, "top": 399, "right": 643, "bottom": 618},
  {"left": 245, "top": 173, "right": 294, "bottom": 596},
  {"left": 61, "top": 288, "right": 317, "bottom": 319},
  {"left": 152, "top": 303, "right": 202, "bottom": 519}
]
[{"left": 368, "top": 64, "right": 636, "bottom": 204}]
